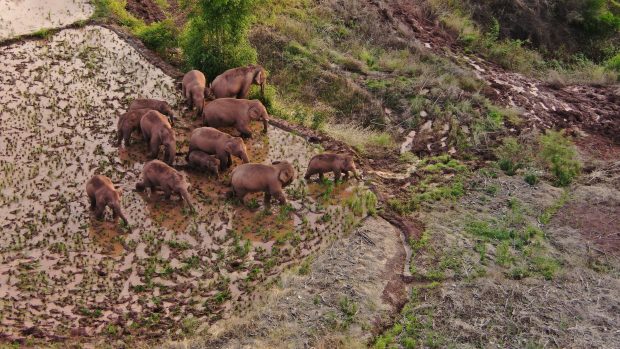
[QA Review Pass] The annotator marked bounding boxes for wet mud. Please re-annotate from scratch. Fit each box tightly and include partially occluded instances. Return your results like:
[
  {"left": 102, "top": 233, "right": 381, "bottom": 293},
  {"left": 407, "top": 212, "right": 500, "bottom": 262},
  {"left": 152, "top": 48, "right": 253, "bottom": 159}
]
[
  {"left": 0, "top": 0, "right": 93, "bottom": 41},
  {"left": 0, "top": 26, "right": 372, "bottom": 342}
]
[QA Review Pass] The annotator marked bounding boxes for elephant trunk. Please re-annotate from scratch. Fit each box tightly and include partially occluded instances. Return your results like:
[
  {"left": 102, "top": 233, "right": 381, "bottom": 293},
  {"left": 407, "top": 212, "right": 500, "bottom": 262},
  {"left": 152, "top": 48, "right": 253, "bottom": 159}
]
[
  {"left": 262, "top": 111, "right": 269, "bottom": 133},
  {"left": 180, "top": 188, "right": 195, "bottom": 212},
  {"left": 260, "top": 82, "right": 265, "bottom": 98},
  {"left": 113, "top": 203, "right": 128, "bottom": 226},
  {"left": 239, "top": 151, "right": 250, "bottom": 164}
]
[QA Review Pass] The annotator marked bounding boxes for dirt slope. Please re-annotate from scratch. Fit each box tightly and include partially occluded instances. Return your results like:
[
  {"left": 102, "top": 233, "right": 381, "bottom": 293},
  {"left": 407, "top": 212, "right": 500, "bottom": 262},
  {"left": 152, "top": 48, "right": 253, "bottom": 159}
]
[{"left": 372, "top": 0, "right": 620, "bottom": 144}]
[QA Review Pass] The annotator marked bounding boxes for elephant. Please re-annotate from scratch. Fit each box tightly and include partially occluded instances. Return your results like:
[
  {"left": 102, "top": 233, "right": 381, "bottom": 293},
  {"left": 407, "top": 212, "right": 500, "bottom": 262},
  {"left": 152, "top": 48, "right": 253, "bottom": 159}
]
[
  {"left": 129, "top": 98, "right": 176, "bottom": 126},
  {"left": 182, "top": 70, "right": 208, "bottom": 116},
  {"left": 202, "top": 98, "right": 269, "bottom": 138},
  {"left": 187, "top": 150, "right": 220, "bottom": 177},
  {"left": 117, "top": 108, "right": 151, "bottom": 147},
  {"left": 210, "top": 64, "right": 266, "bottom": 99},
  {"left": 230, "top": 161, "right": 296, "bottom": 205},
  {"left": 136, "top": 160, "right": 195, "bottom": 211},
  {"left": 304, "top": 153, "right": 360, "bottom": 181},
  {"left": 140, "top": 110, "right": 177, "bottom": 165},
  {"left": 188, "top": 127, "right": 250, "bottom": 171},
  {"left": 86, "top": 175, "right": 128, "bottom": 225}
]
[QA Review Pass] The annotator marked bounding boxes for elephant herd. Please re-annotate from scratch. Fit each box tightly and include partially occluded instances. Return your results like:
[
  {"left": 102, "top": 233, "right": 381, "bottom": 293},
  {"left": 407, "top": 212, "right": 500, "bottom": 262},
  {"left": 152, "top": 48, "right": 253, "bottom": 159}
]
[{"left": 86, "top": 64, "right": 360, "bottom": 225}]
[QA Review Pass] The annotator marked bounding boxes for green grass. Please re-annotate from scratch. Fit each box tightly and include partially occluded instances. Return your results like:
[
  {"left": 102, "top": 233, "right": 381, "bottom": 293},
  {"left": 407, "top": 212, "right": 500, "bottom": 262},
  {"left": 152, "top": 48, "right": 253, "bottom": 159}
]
[
  {"left": 539, "top": 189, "right": 570, "bottom": 225},
  {"left": 539, "top": 131, "right": 581, "bottom": 187}
]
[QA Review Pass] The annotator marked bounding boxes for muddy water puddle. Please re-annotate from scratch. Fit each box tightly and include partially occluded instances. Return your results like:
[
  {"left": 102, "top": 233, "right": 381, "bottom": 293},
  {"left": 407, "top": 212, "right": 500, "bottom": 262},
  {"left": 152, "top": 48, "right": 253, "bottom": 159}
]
[
  {"left": 0, "top": 26, "right": 373, "bottom": 342},
  {"left": 0, "top": 0, "right": 93, "bottom": 41}
]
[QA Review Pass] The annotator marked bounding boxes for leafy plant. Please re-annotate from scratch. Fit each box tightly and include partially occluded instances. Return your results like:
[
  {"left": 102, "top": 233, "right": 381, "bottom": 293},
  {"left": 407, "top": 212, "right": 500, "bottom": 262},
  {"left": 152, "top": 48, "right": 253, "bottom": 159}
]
[
  {"left": 181, "top": 0, "right": 258, "bottom": 78},
  {"left": 539, "top": 131, "right": 581, "bottom": 186}
]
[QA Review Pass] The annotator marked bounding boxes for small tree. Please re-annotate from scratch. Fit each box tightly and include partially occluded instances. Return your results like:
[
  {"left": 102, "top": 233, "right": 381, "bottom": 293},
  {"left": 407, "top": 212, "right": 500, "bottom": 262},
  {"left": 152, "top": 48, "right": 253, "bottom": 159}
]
[{"left": 181, "top": 0, "right": 258, "bottom": 78}]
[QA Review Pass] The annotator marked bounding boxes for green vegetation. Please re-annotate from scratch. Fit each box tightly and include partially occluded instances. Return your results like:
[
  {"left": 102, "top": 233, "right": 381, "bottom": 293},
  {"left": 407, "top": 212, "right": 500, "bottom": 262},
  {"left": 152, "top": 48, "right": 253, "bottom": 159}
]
[
  {"left": 494, "top": 131, "right": 581, "bottom": 186},
  {"left": 373, "top": 287, "right": 447, "bottom": 348},
  {"left": 539, "top": 131, "right": 581, "bottom": 187},
  {"left": 388, "top": 155, "right": 467, "bottom": 215},
  {"left": 181, "top": 0, "right": 258, "bottom": 78}
]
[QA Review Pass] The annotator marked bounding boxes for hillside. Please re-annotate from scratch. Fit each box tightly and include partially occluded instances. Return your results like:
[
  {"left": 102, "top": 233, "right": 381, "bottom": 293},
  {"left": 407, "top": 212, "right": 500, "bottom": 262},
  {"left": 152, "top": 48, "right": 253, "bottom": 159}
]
[{"left": 0, "top": 0, "right": 619, "bottom": 348}]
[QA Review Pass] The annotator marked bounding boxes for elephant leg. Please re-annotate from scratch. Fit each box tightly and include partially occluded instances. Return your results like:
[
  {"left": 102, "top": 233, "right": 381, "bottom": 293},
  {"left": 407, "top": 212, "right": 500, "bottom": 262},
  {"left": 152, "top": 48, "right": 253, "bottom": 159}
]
[
  {"left": 319, "top": 172, "right": 324, "bottom": 181},
  {"left": 264, "top": 192, "right": 272, "bottom": 206},
  {"left": 272, "top": 190, "right": 286, "bottom": 205},
  {"left": 343, "top": 170, "right": 350, "bottom": 180},
  {"left": 116, "top": 129, "right": 123, "bottom": 147},
  {"left": 149, "top": 136, "right": 160, "bottom": 159},
  {"left": 89, "top": 196, "right": 96, "bottom": 210},
  {"left": 123, "top": 130, "right": 132, "bottom": 147},
  {"left": 162, "top": 187, "right": 172, "bottom": 200},
  {"left": 304, "top": 169, "right": 314, "bottom": 181},
  {"left": 238, "top": 125, "right": 252, "bottom": 139},
  {"left": 227, "top": 153, "right": 233, "bottom": 168},
  {"left": 94, "top": 201, "right": 106, "bottom": 220},
  {"left": 217, "top": 152, "right": 228, "bottom": 171},
  {"left": 235, "top": 188, "right": 247, "bottom": 204},
  {"left": 334, "top": 170, "right": 341, "bottom": 182}
]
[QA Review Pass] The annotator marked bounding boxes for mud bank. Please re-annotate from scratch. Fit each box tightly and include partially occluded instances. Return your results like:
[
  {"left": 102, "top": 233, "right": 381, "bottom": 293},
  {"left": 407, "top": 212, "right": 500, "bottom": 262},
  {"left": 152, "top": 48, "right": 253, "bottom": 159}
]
[{"left": 0, "top": 26, "right": 375, "bottom": 343}]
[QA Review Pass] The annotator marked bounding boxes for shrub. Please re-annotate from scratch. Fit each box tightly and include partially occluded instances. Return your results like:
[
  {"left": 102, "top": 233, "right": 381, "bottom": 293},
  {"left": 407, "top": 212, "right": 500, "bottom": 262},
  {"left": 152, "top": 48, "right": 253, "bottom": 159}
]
[
  {"left": 606, "top": 53, "right": 620, "bottom": 72},
  {"left": 137, "top": 19, "right": 179, "bottom": 55},
  {"left": 495, "top": 137, "right": 528, "bottom": 175},
  {"left": 182, "top": 0, "right": 258, "bottom": 78},
  {"left": 539, "top": 131, "right": 581, "bottom": 186}
]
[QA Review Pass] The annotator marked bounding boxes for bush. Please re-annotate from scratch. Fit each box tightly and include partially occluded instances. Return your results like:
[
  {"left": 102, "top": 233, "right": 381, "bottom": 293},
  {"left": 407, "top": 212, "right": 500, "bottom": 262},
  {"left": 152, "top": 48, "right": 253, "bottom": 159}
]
[
  {"left": 182, "top": 0, "right": 258, "bottom": 78},
  {"left": 495, "top": 137, "right": 528, "bottom": 175},
  {"left": 539, "top": 131, "right": 581, "bottom": 186},
  {"left": 606, "top": 53, "right": 620, "bottom": 72},
  {"left": 137, "top": 19, "right": 179, "bottom": 55}
]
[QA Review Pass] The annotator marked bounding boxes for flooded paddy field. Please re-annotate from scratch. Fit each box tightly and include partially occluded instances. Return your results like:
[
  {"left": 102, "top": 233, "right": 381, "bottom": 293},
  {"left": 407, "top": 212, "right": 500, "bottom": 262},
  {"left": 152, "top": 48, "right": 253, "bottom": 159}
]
[
  {"left": 0, "top": 26, "right": 374, "bottom": 343},
  {"left": 0, "top": 0, "right": 93, "bottom": 41}
]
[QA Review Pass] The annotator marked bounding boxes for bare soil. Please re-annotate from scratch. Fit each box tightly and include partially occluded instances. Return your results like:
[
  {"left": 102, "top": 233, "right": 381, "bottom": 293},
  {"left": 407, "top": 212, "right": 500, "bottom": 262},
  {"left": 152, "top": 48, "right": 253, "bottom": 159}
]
[{"left": 125, "top": 0, "right": 166, "bottom": 24}]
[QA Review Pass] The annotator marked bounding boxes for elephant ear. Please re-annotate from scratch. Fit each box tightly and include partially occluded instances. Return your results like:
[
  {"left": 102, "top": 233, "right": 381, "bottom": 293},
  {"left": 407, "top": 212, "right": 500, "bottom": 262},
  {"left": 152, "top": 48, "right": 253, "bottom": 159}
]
[
  {"left": 278, "top": 164, "right": 295, "bottom": 185},
  {"left": 253, "top": 69, "right": 263, "bottom": 85},
  {"left": 249, "top": 104, "right": 260, "bottom": 120}
]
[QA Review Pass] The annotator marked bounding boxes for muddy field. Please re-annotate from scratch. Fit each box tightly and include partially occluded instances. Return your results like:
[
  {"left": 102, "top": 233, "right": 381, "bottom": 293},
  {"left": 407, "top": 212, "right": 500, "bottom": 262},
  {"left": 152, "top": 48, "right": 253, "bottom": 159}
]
[
  {"left": 0, "top": 0, "right": 93, "bottom": 40},
  {"left": 0, "top": 26, "right": 375, "bottom": 343}
]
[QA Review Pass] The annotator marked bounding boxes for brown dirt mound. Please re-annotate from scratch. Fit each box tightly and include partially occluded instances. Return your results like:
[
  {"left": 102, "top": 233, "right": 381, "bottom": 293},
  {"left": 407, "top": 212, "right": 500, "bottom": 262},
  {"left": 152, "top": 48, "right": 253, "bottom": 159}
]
[{"left": 125, "top": 0, "right": 165, "bottom": 24}]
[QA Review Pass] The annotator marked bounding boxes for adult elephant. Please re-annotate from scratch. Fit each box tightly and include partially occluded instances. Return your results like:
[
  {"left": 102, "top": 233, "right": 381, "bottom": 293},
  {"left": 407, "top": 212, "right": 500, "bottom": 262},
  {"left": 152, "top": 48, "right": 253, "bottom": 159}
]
[
  {"left": 86, "top": 175, "right": 128, "bottom": 225},
  {"left": 188, "top": 127, "right": 249, "bottom": 171},
  {"left": 210, "top": 64, "right": 266, "bottom": 99},
  {"left": 140, "top": 110, "right": 176, "bottom": 165},
  {"left": 128, "top": 98, "right": 176, "bottom": 125},
  {"left": 136, "top": 160, "right": 195, "bottom": 212},
  {"left": 202, "top": 98, "right": 268, "bottom": 138},
  {"left": 230, "top": 161, "right": 296, "bottom": 205},
  {"left": 182, "top": 70, "right": 208, "bottom": 116}
]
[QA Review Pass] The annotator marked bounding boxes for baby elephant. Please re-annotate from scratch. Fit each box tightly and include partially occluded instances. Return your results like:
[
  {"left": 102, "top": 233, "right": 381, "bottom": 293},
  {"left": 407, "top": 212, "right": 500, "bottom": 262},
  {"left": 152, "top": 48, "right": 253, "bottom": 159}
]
[
  {"left": 140, "top": 110, "right": 177, "bottom": 165},
  {"left": 187, "top": 150, "right": 220, "bottom": 177},
  {"left": 304, "top": 153, "right": 360, "bottom": 181},
  {"left": 136, "top": 160, "right": 195, "bottom": 211},
  {"left": 117, "top": 108, "right": 151, "bottom": 147},
  {"left": 129, "top": 98, "right": 176, "bottom": 126},
  {"left": 182, "top": 70, "right": 208, "bottom": 116},
  {"left": 230, "top": 161, "right": 296, "bottom": 205},
  {"left": 202, "top": 98, "right": 269, "bottom": 138},
  {"left": 86, "top": 175, "right": 128, "bottom": 225},
  {"left": 189, "top": 127, "right": 250, "bottom": 171}
]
